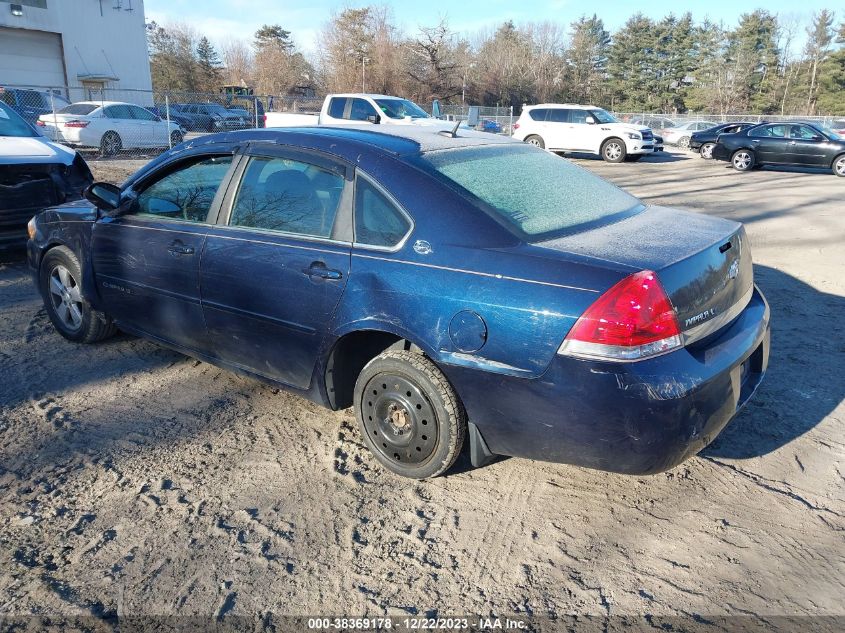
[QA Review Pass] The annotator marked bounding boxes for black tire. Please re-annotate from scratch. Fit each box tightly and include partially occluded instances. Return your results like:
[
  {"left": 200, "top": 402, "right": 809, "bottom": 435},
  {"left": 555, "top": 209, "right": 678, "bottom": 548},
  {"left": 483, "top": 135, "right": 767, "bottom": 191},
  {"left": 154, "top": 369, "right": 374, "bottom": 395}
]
[
  {"left": 731, "top": 149, "right": 755, "bottom": 172},
  {"left": 524, "top": 135, "right": 545, "bottom": 149},
  {"left": 833, "top": 154, "right": 845, "bottom": 177},
  {"left": 99, "top": 131, "right": 122, "bottom": 156},
  {"left": 170, "top": 130, "right": 184, "bottom": 146},
  {"left": 39, "top": 246, "right": 117, "bottom": 344},
  {"left": 354, "top": 349, "right": 466, "bottom": 479},
  {"left": 700, "top": 142, "right": 716, "bottom": 159},
  {"left": 601, "top": 137, "right": 627, "bottom": 163}
]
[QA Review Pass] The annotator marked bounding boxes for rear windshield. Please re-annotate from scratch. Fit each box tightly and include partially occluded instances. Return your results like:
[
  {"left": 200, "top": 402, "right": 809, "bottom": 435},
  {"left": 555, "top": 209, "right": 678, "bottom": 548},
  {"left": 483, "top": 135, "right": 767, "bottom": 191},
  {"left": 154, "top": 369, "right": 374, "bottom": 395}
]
[
  {"left": 416, "top": 144, "right": 643, "bottom": 241},
  {"left": 0, "top": 102, "right": 37, "bottom": 137},
  {"left": 59, "top": 104, "right": 99, "bottom": 115}
]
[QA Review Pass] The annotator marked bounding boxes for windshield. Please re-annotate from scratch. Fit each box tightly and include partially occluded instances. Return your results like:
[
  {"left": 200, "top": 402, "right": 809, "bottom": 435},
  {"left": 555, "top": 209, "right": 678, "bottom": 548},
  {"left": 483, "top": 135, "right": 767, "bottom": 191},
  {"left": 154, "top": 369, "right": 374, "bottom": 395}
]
[
  {"left": 59, "top": 104, "right": 98, "bottom": 115},
  {"left": 0, "top": 102, "right": 37, "bottom": 137},
  {"left": 416, "top": 144, "right": 643, "bottom": 241},
  {"left": 588, "top": 109, "right": 617, "bottom": 124},
  {"left": 820, "top": 127, "right": 841, "bottom": 141},
  {"left": 374, "top": 98, "right": 430, "bottom": 120}
]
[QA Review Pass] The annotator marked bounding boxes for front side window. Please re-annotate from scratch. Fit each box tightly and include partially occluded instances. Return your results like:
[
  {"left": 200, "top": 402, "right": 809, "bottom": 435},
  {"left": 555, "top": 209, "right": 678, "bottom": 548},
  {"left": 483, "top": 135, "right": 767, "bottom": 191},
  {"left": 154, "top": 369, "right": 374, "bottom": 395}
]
[
  {"left": 134, "top": 156, "right": 232, "bottom": 222},
  {"left": 416, "top": 144, "right": 642, "bottom": 240},
  {"left": 373, "top": 98, "right": 429, "bottom": 120},
  {"left": 349, "top": 98, "right": 377, "bottom": 121},
  {"left": 789, "top": 125, "right": 818, "bottom": 140},
  {"left": 587, "top": 109, "right": 617, "bottom": 124},
  {"left": 130, "top": 105, "right": 158, "bottom": 121},
  {"left": 230, "top": 156, "right": 345, "bottom": 238},
  {"left": 354, "top": 176, "right": 411, "bottom": 248},
  {"left": 570, "top": 109, "right": 590, "bottom": 124}
]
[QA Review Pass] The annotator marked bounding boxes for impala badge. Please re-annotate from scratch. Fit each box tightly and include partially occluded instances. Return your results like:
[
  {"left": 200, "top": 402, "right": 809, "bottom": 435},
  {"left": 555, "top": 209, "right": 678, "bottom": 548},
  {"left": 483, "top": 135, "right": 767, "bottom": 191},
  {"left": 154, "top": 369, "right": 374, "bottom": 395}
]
[
  {"left": 413, "top": 240, "right": 433, "bottom": 255},
  {"left": 728, "top": 260, "right": 739, "bottom": 280}
]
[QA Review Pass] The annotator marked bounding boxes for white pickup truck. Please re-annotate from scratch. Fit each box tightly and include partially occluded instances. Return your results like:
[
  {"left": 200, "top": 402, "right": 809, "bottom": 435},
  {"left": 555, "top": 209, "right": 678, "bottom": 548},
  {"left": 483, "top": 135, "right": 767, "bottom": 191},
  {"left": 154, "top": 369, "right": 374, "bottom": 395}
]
[{"left": 264, "top": 93, "right": 441, "bottom": 128}]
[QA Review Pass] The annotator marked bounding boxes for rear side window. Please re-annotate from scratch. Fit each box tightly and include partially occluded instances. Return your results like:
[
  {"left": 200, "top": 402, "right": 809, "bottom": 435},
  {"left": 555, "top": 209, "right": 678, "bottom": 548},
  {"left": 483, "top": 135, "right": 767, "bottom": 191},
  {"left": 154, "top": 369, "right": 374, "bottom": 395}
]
[
  {"left": 354, "top": 176, "right": 411, "bottom": 248},
  {"left": 527, "top": 108, "right": 547, "bottom": 121},
  {"left": 417, "top": 144, "right": 642, "bottom": 240},
  {"left": 104, "top": 105, "right": 133, "bottom": 119},
  {"left": 328, "top": 97, "right": 346, "bottom": 119},
  {"left": 230, "top": 156, "right": 344, "bottom": 238},
  {"left": 548, "top": 109, "right": 569, "bottom": 123},
  {"left": 0, "top": 102, "right": 37, "bottom": 137}
]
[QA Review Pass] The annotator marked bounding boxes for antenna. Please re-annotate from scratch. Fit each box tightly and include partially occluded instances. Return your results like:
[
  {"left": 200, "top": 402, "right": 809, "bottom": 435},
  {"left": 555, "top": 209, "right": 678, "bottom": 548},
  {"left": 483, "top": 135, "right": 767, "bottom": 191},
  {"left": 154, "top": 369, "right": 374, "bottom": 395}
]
[{"left": 438, "top": 119, "right": 462, "bottom": 139}]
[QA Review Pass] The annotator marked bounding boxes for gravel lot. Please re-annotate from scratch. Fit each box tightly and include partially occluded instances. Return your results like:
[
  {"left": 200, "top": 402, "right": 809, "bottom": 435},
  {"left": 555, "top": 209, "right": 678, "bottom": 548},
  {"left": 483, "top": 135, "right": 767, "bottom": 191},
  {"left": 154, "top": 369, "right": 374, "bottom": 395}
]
[{"left": 0, "top": 149, "right": 843, "bottom": 629}]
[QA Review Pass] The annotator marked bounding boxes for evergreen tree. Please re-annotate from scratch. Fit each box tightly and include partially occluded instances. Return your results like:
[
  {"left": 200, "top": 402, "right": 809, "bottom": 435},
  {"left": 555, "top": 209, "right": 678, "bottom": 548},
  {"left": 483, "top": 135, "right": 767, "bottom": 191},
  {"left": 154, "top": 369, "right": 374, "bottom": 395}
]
[
  {"left": 566, "top": 15, "right": 610, "bottom": 104},
  {"left": 196, "top": 36, "right": 222, "bottom": 92},
  {"left": 804, "top": 10, "right": 835, "bottom": 114},
  {"left": 607, "top": 14, "right": 657, "bottom": 111}
]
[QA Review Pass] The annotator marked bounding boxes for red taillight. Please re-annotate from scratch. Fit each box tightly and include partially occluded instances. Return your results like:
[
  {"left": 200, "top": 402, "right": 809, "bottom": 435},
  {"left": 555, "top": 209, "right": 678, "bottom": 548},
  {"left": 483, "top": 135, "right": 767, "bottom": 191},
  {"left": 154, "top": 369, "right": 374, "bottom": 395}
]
[
  {"left": 36, "top": 120, "right": 45, "bottom": 126},
  {"left": 64, "top": 120, "right": 89, "bottom": 128},
  {"left": 559, "top": 270, "right": 682, "bottom": 361},
  {"left": 513, "top": 122, "right": 520, "bottom": 130}
]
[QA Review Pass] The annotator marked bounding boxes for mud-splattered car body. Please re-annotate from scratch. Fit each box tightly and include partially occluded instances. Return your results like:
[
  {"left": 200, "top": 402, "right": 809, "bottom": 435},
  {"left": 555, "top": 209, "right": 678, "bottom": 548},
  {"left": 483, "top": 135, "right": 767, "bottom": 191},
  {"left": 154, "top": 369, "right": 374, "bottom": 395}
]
[{"left": 27, "top": 126, "right": 770, "bottom": 475}]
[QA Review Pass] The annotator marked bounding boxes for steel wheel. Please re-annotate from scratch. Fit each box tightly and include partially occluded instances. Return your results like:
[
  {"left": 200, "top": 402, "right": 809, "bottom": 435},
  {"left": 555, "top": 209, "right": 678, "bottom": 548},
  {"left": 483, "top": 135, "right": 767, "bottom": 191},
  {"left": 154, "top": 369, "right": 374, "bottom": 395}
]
[
  {"left": 700, "top": 143, "right": 715, "bottom": 159},
  {"left": 732, "top": 150, "right": 754, "bottom": 171},
  {"left": 48, "top": 265, "right": 84, "bottom": 332},
  {"left": 678, "top": 136, "right": 691, "bottom": 149},
  {"left": 834, "top": 155, "right": 845, "bottom": 177},
  {"left": 354, "top": 350, "right": 466, "bottom": 478},
  {"left": 361, "top": 374, "right": 438, "bottom": 466}
]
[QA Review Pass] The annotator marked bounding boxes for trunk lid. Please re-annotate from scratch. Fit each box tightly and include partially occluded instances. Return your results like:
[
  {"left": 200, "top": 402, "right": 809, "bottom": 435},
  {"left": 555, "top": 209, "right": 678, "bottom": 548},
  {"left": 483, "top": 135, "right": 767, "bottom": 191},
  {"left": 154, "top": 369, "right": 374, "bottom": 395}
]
[{"left": 540, "top": 206, "right": 753, "bottom": 340}]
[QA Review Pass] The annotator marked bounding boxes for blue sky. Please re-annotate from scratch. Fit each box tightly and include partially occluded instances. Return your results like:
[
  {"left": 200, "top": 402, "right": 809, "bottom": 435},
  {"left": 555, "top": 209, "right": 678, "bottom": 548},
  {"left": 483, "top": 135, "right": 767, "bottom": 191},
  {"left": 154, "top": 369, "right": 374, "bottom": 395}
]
[{"left": 144, "top": 0, "right": 838, "bottom": 56}]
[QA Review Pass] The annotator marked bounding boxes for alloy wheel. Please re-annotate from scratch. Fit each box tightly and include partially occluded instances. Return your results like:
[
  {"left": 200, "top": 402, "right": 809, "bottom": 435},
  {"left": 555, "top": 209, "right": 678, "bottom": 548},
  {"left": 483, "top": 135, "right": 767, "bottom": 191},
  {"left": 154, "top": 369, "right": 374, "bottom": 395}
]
[
  {"left": 527, "top": 137, "right": 543, "bottom": 147},
  {"left": 835, "top": 156, "right": 845, "bottom": 177},
  {"left": 679, "top": 136, "right": 690, "bottom": 149},
  {"left": 604, "top": 142, "right": 623, "bottom": 161},
  {"left": 701, "top": 143, "right": 715, "bottom": 159},
  {"left": 733, "top": 151, "right": 752, "bottom": 170},
  {"left": 48, "top": 265, "right": 83, "bottom": 332},
  {"left": 360, "top": 374, "right": 438, "bottom": 466}
]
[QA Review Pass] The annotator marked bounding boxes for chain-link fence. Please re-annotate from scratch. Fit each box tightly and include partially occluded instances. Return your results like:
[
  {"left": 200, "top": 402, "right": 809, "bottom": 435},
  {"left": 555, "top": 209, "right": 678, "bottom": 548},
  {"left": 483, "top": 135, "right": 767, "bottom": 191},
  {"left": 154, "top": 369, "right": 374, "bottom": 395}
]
[
  {"left": 612, "top": 112, "right": 844, "bottom": 128},
  {"left": 1, "top": 84, "right": 326, "bottom": 161}
]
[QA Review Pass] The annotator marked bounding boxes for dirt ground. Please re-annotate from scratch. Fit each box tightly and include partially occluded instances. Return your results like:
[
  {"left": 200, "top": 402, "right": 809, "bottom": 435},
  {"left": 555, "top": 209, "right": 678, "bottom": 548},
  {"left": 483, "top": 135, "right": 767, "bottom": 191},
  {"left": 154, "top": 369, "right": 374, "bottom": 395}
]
[{"left": 0, "top": 150, "right": 843, "bottom": 630}]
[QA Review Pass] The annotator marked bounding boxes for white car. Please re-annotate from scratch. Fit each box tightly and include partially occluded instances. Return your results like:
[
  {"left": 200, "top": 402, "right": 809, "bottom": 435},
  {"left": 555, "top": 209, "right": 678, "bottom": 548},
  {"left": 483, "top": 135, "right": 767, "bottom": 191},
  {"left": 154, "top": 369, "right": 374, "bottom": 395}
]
[
  {"left": 265, "top": 93, "right": 442, "bottom": 128},
  {"left": 37, "top": 101, "right": 183, "bottom": 155},
  {"left": 659, "top": 120, "right": 714, "bottom": 148},
  {"left": 512, "top": 104, "right": 655, "bottom": 162}
]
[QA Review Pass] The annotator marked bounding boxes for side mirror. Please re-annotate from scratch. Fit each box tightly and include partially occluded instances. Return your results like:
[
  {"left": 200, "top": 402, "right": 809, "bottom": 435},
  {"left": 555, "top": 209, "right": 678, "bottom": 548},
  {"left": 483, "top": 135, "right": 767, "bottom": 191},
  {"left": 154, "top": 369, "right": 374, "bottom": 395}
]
[
  {"left": 83, "top": 182, "right": 120, "bottom": 211},
  {"left": 810, "top": 135, "right": 824, "bottom": 142},
  {"left": 367, "top": 113, "right": 381, "bottom": 124},
  {"left": 585, "top": 116, "right": 595, "bottom": 124}
]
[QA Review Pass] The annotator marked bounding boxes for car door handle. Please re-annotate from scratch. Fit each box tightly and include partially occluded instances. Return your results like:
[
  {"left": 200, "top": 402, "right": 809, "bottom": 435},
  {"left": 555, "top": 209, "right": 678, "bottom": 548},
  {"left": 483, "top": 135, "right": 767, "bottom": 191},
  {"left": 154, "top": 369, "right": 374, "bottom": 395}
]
[
  {"left": 788, "top": 141, "right": 797, "bottom": 145},
  {"left": 302, "top": 262, "right": 343, "bottom": 280},
  {"left": 168, "top": 241, "right": 194, "bottom": 256}
]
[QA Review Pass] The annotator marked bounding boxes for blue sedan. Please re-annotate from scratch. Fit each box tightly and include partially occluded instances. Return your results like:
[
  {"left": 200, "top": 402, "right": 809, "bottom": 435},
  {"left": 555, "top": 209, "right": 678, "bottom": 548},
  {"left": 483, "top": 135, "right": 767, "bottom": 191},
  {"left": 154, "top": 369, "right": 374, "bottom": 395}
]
[{"left": 26, "top": 126, "right": 770, "bottom": 478}]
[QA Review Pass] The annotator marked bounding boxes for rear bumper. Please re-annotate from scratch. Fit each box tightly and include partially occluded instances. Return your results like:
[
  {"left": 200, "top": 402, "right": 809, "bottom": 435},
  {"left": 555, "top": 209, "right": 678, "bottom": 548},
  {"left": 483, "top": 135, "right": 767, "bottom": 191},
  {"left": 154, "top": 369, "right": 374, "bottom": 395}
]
[{"left": 444, "top": 286, "right": 770, "bottom": 475}]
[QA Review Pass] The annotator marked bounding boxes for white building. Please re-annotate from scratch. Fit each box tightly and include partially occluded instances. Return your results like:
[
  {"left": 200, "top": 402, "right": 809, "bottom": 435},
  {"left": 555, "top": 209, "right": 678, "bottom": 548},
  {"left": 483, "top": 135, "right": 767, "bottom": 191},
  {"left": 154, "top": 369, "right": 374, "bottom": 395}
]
[{"left": 0, "top": 0, "right": 152, "bottom": 99}]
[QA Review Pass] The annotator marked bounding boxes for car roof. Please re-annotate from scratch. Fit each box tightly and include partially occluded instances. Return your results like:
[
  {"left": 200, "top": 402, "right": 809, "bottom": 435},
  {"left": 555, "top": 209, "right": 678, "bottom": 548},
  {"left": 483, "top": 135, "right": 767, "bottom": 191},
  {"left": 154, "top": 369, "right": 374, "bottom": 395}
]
[
  {"left": 328, "top": 93, "right": 408, "bottom": 100},
  {"left": 525, "top": 103, "right": 600, "bottom": 110},
  {"left": 70, "top": 101, "right": 130, "bottom": 107}
]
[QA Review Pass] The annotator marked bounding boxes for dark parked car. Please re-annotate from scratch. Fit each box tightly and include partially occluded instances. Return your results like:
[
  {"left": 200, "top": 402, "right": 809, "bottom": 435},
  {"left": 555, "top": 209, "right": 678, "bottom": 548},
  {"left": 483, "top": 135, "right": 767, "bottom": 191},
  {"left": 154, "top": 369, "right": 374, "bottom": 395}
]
[
  {"left": 180, "top": 103, "right": 250, "bottom": 130},
  {"left": 690, "top": 122, "right": 756, "bottom": 159},
  {"left": 26, "top": 126, "right": 770, "bottom": 478},
  {"left": 146, "top": 105, "right": 193, "bottom": 133},
  {"left": 1, "top": 102, "right": 92, "bottom": 249},
  {"left": 713, "top": 121, "right": 845, "bottom": 176},
  {"left": 1, "top": 86, "right": 70, "bottom": 126}
]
